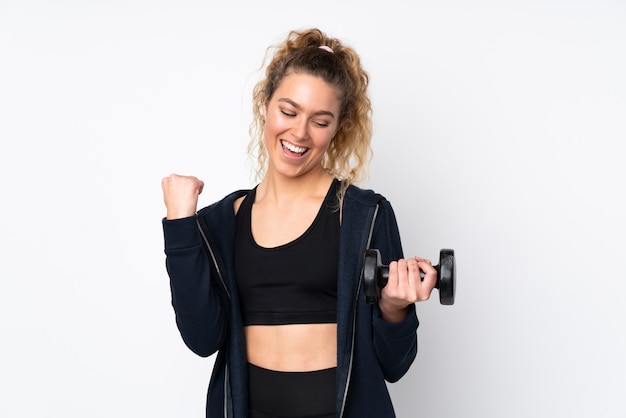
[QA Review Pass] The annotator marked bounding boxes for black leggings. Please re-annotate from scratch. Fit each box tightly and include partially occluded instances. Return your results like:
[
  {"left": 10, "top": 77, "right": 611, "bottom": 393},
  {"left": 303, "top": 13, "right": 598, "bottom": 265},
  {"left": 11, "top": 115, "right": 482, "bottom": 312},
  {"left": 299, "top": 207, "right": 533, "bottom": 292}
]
[{"left": 247, "top": 363, "right": 336, "bottom": 418}]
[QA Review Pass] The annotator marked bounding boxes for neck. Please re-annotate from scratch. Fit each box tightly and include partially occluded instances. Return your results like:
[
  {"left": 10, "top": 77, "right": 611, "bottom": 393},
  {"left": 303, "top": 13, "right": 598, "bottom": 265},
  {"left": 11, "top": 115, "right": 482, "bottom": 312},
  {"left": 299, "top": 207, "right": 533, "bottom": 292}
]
[{"left": 257, "top": 169, "right": 334, "bottom": 204}]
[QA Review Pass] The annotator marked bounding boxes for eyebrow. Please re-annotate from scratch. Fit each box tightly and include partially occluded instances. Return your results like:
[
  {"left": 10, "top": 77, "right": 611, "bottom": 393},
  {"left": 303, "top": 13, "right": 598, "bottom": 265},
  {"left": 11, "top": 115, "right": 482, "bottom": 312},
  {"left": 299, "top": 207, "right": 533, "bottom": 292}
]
[{"left": 277, "top": 98, "right": 336, "bottom": 119}]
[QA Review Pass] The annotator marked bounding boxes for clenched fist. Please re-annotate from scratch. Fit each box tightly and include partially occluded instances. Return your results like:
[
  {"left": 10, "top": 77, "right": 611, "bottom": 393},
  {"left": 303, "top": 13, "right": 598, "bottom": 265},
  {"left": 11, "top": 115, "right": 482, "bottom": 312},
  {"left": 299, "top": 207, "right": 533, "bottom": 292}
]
[
  {"left": 378, "top": 257, "right": 437, "bottom": 323},
  {"left": 161, "top": 174, "right": 205, "bottom": 220}
]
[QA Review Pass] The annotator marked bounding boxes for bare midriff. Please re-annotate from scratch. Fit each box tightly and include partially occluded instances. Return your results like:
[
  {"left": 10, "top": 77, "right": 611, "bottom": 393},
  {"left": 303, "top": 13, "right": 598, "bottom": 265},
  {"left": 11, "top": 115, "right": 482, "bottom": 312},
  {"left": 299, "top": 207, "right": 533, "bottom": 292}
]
[{"left": 244, "top": 323, "right": 337, "bottom": 371}]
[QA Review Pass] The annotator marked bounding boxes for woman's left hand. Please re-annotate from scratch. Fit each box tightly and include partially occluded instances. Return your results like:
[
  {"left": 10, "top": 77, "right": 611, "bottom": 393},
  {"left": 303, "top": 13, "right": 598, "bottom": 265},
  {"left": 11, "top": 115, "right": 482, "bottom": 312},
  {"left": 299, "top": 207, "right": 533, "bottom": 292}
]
[{"left": 378, "top": 257, "right": 437, "bottom": 323}]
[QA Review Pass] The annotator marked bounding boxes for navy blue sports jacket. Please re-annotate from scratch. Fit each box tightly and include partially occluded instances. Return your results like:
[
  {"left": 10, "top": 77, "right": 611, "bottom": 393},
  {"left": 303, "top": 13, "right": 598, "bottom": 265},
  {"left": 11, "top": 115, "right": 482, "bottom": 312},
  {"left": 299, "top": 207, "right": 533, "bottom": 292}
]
[{"left": 163, "top": 183, "right": 419, "bottom": 417}]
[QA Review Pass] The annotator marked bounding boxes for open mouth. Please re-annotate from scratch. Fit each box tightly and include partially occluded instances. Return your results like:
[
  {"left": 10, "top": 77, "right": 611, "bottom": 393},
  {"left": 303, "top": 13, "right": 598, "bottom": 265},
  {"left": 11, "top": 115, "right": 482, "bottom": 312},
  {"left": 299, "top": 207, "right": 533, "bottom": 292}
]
[{"left": 281, "top": 140, "right": 309, "bottom": 156}]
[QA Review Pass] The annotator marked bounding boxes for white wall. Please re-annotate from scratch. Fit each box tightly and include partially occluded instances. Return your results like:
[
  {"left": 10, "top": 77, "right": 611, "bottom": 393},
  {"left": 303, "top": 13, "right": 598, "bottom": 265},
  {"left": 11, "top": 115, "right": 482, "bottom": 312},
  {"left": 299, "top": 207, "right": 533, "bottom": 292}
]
[{"left": 1, "top": 1, "right": 624, "bottom": 417}]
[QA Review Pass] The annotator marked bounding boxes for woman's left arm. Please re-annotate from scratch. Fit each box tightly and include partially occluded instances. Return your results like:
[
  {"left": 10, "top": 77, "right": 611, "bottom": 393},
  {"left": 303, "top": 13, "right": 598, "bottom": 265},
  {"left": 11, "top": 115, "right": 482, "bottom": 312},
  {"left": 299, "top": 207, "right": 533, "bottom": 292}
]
[{"left": 369, "top": 199, "right": 435, "bottom": 382}]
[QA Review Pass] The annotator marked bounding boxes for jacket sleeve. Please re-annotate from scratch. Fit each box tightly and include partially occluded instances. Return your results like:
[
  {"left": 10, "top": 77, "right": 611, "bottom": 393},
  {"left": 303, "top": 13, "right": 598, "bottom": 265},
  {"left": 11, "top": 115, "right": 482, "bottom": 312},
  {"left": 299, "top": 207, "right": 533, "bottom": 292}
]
[
  {"left": 163, "top": 215, "right": 228, "bottom": 357},
  {"left": 369, "top": 199, "right": 419, "bottom": 382}
]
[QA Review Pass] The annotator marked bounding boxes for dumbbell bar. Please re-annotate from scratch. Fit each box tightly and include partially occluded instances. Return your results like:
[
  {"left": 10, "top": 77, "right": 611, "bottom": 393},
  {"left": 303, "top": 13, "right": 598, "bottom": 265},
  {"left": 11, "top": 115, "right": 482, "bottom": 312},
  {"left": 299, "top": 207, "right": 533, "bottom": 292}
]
[{"left": 362, "top": 248, "right": 456, "bottom": 305}]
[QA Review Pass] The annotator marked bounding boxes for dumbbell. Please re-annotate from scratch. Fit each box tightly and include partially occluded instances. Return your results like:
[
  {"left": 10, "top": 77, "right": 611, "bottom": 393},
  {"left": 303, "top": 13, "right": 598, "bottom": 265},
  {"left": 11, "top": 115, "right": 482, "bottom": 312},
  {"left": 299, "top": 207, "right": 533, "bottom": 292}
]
[{"left": 362, "top": 249, "right": 456, "bottom": 305}]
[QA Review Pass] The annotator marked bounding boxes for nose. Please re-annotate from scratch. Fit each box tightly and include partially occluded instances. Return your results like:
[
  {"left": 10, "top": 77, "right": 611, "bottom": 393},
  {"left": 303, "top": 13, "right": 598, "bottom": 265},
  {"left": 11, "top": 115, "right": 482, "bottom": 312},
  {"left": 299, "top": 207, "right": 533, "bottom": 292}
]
[{"left": 291, "top": 117, "right": 309, "bottom": 141}]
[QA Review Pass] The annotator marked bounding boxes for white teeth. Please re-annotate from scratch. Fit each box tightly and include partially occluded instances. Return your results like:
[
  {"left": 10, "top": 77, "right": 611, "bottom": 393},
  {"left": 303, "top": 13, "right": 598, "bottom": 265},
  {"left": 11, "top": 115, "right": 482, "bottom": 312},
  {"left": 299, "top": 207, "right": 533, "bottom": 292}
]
[{"left": 282, "top": 140, "right": 307, "bottom": 154}]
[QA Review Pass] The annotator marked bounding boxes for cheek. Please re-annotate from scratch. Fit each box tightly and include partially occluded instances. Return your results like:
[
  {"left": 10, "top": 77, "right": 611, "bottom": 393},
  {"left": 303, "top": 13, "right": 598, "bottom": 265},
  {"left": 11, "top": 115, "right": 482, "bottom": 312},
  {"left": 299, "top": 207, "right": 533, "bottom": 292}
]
[
  {"left": 264, "top": 112, "right": 287, "bottom": 137},
  {"left": 322, "top": 128, "right": 339, "bottom": 149},
  {"left": 313, "top": 134, "right": 334, "bottom": 156}
]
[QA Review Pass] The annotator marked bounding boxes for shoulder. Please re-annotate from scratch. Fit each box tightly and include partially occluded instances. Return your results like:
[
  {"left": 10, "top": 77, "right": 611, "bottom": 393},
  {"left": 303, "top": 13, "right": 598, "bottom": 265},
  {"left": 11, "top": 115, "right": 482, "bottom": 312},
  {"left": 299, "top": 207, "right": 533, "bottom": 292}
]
[
  {"left": 344, "top": 183, "right": 400, "bottom": 231},
  {"left": 197, "top": 189, "right": 252, "bottom": 219},
  {"left": 342, "top": 183, "right": 398, "bottom": 229},
  {"left": 344, "top": 183, "right": 392, "bottom": 209},
  {"left": 193, "top": 188, "right": 252, "bottom": 243}
]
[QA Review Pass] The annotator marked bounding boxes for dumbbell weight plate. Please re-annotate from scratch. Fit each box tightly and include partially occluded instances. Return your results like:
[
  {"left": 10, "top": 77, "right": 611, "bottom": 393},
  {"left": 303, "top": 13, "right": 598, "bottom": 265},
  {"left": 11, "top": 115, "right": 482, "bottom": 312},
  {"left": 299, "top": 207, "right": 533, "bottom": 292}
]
[
  {"left": 438, "top": 249, "right": 455, "bottom": 305},
  {"left": 363, "top": 249, "right": 384, "bottom": 304}
]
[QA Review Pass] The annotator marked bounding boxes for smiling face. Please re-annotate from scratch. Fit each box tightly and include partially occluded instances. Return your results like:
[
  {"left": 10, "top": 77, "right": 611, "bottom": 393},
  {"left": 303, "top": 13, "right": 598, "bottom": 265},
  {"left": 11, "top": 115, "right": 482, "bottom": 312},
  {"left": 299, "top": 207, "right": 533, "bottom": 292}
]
[{"left": 263, "top": 72, "right": 342, "bottom": 181}]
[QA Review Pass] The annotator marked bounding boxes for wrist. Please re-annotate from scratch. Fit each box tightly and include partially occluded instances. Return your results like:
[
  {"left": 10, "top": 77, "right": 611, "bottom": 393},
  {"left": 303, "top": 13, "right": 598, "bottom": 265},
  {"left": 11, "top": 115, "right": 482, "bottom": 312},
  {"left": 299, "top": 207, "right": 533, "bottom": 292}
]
[
  {"left": 378, "top": 301, "right": 409, "bottom": 323},
  {"left": 166, "top": 208, "right": 196, "bottom": 220}
]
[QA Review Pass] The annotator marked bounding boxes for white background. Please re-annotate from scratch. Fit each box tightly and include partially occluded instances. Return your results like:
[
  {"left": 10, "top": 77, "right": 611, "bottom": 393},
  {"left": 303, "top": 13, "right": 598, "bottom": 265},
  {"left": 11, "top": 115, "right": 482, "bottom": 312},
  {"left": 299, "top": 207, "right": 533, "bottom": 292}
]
[{"left": 1, "top": 1, "right": 625, "bottom": 417}]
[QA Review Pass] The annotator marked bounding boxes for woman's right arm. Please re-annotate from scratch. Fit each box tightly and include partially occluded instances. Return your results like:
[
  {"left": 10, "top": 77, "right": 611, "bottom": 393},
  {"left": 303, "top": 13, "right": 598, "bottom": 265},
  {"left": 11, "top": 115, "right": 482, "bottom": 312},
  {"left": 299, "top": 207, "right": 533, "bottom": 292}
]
[{"left": 162, "top": 174, "right": 227, "bottom": 357}]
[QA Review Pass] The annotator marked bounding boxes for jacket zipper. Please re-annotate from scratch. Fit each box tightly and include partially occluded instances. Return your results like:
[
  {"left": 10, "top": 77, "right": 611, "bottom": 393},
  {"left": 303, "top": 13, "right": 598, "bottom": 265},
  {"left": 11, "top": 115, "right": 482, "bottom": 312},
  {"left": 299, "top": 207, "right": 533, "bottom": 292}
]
[
  {"left": 197, "top": 218, "right": 231, "bottom": 299},
  {"left": 339, "top": 204, "right": 379, "bottom": 417},
  {"left": 196, "top": 218, "right": 231, "bottom": 417}
]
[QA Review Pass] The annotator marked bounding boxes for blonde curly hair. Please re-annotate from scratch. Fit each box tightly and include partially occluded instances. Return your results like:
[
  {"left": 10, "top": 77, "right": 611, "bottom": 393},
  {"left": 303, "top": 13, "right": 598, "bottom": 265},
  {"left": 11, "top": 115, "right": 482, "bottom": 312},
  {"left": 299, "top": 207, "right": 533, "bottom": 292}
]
[{"left": 248, "top": 28, "right": 373, "bottom": 192}]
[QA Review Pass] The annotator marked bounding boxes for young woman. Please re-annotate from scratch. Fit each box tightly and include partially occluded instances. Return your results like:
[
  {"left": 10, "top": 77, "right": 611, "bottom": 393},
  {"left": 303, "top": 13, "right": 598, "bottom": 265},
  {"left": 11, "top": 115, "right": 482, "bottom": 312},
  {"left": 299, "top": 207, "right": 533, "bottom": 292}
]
[{"left": 162, "top": 28, "right": 437, "bottom": 418}]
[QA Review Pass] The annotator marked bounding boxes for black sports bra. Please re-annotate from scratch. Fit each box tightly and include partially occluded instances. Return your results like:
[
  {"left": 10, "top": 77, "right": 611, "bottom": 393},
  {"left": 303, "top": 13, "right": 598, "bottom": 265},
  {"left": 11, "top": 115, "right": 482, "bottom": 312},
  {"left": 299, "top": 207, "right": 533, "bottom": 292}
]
[{"left": 234, "top": 180, "right": 340, "bottom": 326}]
